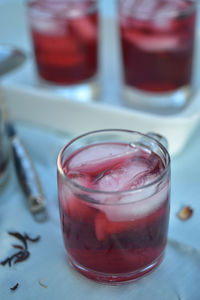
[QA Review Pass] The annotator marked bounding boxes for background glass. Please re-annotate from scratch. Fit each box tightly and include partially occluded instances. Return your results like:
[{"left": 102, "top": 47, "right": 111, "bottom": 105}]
[
  {"left": 57, "top": 129, "right": 171, "bottom": 284},
  {"left": 118, "top": 0, "right": 197, "bottom": 113},
  {"left": 27, "top": 0, "right": 99, "bottom": 102}
]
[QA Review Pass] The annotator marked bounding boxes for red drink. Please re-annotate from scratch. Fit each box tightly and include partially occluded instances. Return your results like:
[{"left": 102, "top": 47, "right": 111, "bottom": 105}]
[
  {"left": 27, "top": 0, "right": 98, "bottom": 85},
  {"left": 57, "top": 130, "right": 170, "bottom": 283},
  {"left": 119, "top": 0, "right": 197, "bottom": 110}
]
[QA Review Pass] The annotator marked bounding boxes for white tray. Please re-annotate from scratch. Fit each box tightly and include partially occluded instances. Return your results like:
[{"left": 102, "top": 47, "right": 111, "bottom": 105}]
[
  {"left": 1, "top": 79, "right": 200, "bottom": 157},
  {"left": 0, "top": 0, "right": 200, "bottom": 157}
]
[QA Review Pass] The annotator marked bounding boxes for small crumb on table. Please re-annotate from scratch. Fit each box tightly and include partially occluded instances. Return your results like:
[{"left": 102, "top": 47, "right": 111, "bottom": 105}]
[
  {"left": 39, "top": 279, "right": 48, "bottom": 288},
  {"left": 177, "top": 206, "right": 193, "bottom": 220}
]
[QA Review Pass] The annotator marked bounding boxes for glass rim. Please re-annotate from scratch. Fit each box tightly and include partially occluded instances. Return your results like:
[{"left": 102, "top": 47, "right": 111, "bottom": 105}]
[
  {"left": 118, "top": 0, "right": 197, "bottom": 21},
  {"left": 57, "top": 129, "right": 171, "bottom": 200},
  {"left": 27, "top": 0, "right": 98, "bottom": 18}
]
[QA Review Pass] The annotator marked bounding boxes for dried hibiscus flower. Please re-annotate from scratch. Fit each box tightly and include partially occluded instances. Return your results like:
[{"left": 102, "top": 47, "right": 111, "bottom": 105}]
[
  {"left": 10, "top": 283, "right": 19, "bottom": 291},
  {"left": 0, "top": 231, "right": 40, "bottom": 267}
]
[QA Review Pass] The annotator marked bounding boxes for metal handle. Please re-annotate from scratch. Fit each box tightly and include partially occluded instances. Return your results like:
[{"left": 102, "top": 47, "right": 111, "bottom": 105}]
[{"left": 8, "top": 126, "right": 48, "bottom": 222}]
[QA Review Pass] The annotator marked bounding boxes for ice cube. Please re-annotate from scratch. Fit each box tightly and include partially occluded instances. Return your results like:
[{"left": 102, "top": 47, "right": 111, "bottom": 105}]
[
  {"left": 65, "top": 194, "right": 97, "bottom": 224},
  {"left": 121, "top": 0, "right": 157, "bottom": 19},
  {"left": 125, "top": 30, "right": 180, "bottom": 52},
  {"left": 95, "top": 212, "right": 133, "bottom": 241},
  {"left": 68, "top": 144, "right": 138, "bottom": 175},
  {"left": 31, "top": 12, "right": 69, "bottom": 35},
  {"left": 152, "top": 3, "right": 179, "bottom": 30},
  {"left": 69, "top": 16, "right": 97, "bottom": 44},
  {"left": 67, "top": 170, "right": 88, "bottom": 183},
  {"left": 95, "top": 151, "right": 161, "bottom": 192},
  {"left": 66, "top": 7, "right": 85, "bottom": 19},
  {"left": 132, "top": 0, "right": 157, "bottom": 20},
  {"left": 128, "top": 0, "right": 187, "bottom": 21},
  {"left": 98, "top": 182, "right": 169, "bottom": 223},
  {"left": 95, "top": 158, "right": 151, "bottom": 192},
  {"left": 60, "top": 175, "right": 97, "bottom": 223},
  {"left": 30, "top": 18, "right": 64, "bottom": 34},
  {"left": 94, "top": 184, "right": 169, "bottom": 241},
  {"left": 155, "top": 4, "right": 178, "bottom": 20},
  {"left": 152, "top": 0, "right": 191, "bottom": 29}
]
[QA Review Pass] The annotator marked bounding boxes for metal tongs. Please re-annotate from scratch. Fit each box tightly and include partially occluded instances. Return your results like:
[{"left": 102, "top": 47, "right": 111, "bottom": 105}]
[
  {"left": 0, "top": 45, "right": 47, "bottom": 222},
  {"left": 6, "top": 122, "right": 48, "bottom": 222}
]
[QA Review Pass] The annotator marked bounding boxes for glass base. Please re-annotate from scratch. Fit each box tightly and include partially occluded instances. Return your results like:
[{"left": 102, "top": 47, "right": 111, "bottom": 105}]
[
  {"left": 37, "top": 76, "right": 100, "bottom": 103},
  {"left": 67, "top": 253, "right": 164, "bottom": 285},
  {"left": 123, "top": 85, "right": 193, "bottom": 115}
]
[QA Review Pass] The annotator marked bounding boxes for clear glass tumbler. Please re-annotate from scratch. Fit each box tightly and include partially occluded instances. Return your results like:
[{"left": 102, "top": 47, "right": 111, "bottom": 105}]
[
  {"left": 57, "top": 129, "right": 171, "bottom": 283},
  {"left": 118, "top": 0, "right": 197, "bottom": 113},
  {"left": 27, "top": 0, "right": 99, "bottom": 102}
]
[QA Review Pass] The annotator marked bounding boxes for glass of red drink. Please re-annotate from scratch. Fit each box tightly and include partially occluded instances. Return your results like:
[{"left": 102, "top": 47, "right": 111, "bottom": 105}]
[
  {"left": 57, "top": 129, "right": 171, "bottom": 283},
  {"left": 27, "top": 0, "right": 99, "bottom": 102},
  {"left": 118, "top": 0, "right": 197, "bottom": 113}
]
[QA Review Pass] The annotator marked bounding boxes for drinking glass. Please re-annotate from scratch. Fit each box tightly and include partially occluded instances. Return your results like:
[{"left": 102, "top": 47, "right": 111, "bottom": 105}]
[
  {"left": 27, "top": 0, "right": 99, "bottom": 102},
  {"left": 57, "top": 129, "right": 171, "bottom": 283},
  {"left": 118, "top": 0, "right": 197, "bottom": 113}
]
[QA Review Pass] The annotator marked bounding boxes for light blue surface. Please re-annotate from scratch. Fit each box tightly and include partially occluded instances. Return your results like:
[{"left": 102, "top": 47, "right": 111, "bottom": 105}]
[
  {"left": 0, "top": 1, "right": 200, "bottom": 298},
  {"left": 0, "top": 122, "right": 200, "bottom": 299}
]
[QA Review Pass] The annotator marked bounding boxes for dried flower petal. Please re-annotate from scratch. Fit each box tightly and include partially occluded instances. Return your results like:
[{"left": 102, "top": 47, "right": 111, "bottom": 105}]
[
  {"left": 10, "top": 283, "right": 19, "bottom": 291},
  {"left": 1, "top": 250, "right": 30, "bottom": 267},
  {"left": 1, "top": 257, "right": 12, "bottom": 267},
  {"left": 24, "top": 233, "right": 40, "bottom": 243},
  {"left": 1, "top": 231, "right": 39, "bottom": 268},
  {"left": 177, "top": 206, "right": 193, "bottom": 220},
  {"left": 8, "top": 232, "right": 28, "bottom": 250},
  {"left": 14, "top": 250, "right": 30, "bottom": 264},
  {"left": 12, "top": 244, "right": 24, "bottom": 250}
]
